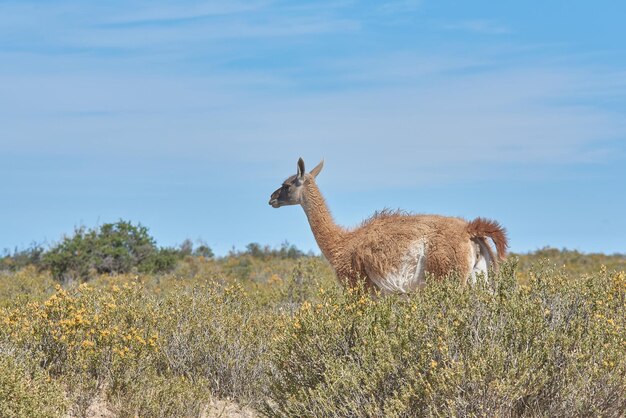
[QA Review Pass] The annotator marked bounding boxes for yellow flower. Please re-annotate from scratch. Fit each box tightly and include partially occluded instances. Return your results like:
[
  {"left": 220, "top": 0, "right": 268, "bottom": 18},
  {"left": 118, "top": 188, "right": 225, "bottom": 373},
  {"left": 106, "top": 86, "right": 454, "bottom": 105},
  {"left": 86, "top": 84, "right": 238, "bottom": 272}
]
[
  {"left": 81, "top": 340, "right": 95, "bottom": 349},
  {"left": 268, "top": 274, "right": 282, "bottom": 285}
]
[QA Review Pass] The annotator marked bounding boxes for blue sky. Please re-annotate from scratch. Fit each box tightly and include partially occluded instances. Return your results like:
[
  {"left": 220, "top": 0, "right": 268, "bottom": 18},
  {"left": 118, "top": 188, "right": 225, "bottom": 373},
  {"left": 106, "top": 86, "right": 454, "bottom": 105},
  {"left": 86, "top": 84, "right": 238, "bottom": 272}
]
[{"left": 1, "top": 0, "right": 625, "bottom": 255}]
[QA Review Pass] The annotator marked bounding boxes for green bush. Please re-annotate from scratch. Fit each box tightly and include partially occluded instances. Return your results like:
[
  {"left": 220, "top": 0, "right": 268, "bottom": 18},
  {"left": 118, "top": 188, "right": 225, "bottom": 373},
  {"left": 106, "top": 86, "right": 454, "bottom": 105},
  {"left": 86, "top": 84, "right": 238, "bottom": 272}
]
[
  {"left": 234, "top": 242, "right": 308, "bottom": 260},
  {"left": 0, "top": 243, "right": 45, "bottom": 272},
  {"left": 42, "top": 220, "right": 179, "bottom": 282}
]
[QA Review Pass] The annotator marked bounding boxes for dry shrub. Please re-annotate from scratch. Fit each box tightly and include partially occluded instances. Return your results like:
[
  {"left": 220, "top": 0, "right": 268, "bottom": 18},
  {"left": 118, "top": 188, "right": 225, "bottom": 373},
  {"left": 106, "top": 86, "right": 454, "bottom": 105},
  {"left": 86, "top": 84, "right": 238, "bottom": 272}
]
[
  {"left": 0, "top": 253, "right": 624, "bottom": 417},
  {"left": 0, "top": 345, "right": 68, "bottom": 418},
  {"left": 0, "top": 279, "right": 276, "bottom": 417},
  {"left": 265, "top": 260, "right": 626, "bottom": 417}
]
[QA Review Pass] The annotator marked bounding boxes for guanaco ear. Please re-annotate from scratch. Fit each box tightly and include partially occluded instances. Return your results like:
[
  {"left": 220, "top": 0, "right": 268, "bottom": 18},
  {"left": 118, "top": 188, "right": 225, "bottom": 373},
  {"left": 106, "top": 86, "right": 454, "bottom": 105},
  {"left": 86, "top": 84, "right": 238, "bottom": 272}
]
[
  {"left": 297, "top": 158, "right": 305, "bottom": 181},
  {"left": 309, "top": 159, "right": 324, "bottom": 178}
]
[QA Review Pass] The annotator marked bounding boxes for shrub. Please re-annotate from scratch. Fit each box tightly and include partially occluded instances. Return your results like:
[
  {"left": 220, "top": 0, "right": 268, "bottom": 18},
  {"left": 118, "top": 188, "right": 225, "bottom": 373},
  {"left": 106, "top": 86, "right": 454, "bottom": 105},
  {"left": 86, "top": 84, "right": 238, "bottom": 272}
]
[
  {"left": 264, "top": 261, "right": 626, "bottom": 417},
  {"left": 42, "top": 220, "right": 178, "bottom": 282},
  {"left": 0, "top": 252, "right": 624, "bottom": 416},
  {"left": 0, "top": 243, "right": 45, "bottom": 272},
  {"left": 234, "top": 242, "right": 308, "bottom": 260},
  {"left": 0, "top": 278, "right": 278, "bottom": 415},
  {"left": 516, "top": 247, "right": 626, "bottom": 277},
  {"left": 157, "top": 283, "right": 276, "bottom": 402},
  {"left": 0, "top": 347, "right": 68, "bottom": 418},
  {"left": 0, "top": 267, "right": 56, "bottom": 308}
]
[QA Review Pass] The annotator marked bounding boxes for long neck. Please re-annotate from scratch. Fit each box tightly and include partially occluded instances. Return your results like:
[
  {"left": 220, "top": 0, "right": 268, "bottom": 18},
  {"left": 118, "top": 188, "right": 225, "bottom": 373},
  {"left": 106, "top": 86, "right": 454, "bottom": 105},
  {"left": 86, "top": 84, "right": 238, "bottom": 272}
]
[{"left": 300, "top": 181, "right": 345, "bottom": 263}]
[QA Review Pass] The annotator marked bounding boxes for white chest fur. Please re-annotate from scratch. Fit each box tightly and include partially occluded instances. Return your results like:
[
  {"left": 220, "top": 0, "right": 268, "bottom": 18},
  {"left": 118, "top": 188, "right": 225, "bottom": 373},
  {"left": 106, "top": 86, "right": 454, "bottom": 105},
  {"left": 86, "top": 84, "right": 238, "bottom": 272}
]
[{"left": 366, "top": 239, "right": 428, "bottom": 294}]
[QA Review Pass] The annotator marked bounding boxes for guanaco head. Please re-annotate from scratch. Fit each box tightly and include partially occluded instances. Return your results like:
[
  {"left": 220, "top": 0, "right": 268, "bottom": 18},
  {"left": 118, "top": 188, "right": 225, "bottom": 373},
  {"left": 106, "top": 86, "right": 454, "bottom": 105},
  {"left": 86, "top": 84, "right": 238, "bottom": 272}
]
[{"left": 269, "top": 158, "right": 324, "bottom": 208}]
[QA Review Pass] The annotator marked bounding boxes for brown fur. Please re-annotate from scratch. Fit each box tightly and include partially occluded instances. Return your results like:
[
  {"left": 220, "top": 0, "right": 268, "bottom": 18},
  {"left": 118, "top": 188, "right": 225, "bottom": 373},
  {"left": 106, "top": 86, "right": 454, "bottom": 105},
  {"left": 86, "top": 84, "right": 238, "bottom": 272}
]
[
  {"left": 466, "top": 217, "right": 508, "bottom": 260},
  {"left": 299, "top": 179, "right": 508, "bottom": 290}
]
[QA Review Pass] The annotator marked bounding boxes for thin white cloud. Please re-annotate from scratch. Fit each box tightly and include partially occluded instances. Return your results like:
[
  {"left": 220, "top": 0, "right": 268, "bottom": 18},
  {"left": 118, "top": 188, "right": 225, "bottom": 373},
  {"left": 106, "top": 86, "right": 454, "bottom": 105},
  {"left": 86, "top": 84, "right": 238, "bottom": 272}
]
[
  {"left": 103, "top": 1, "right": 270, "bottom": 25},
  {"left": 66, "top": 17, "right": 358, "bottom": 49},
  {"left": 443, "top": 19, "right": 511, "bottom": 35},
  {"left": 1, "top": 1, "right": 624, "bottom": 190},
  {"left": 2, "top": 60, "right": 624, "bottom": 189},
  {"left": 377, "top": 0, "right": 422, "bottom": 14},
  {"left": 308, "top": 51, "right": 490, "bottom": 86},
  {"left": 0, "top": 0, "right": 360, "bottom": 52}
]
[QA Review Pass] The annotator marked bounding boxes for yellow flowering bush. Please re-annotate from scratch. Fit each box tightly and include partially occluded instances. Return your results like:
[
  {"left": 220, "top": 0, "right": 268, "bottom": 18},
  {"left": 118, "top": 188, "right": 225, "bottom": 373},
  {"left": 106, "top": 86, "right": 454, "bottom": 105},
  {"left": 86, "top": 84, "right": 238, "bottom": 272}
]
[
  {"left": 0, "top": 250, "right": 624, "bottom": 417},
  {"left": 0, "top": 266, "right": 56, "bottom": 308},
  {"left": 0, "top": 278, "right": 278, "bottom": 417}
]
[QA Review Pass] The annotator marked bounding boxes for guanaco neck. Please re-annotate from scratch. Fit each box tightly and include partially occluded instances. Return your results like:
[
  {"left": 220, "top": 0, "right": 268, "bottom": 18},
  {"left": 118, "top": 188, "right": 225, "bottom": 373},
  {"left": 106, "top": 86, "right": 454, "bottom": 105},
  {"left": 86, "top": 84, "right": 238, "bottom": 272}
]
[{"left": 300, "top": 180, "right": 346, "bottom": 264}]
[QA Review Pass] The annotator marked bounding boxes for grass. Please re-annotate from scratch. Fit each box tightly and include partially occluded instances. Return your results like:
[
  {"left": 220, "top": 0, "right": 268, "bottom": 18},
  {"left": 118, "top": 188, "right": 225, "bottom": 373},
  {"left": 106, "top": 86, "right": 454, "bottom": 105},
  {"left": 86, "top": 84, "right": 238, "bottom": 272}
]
[{"left": 0, "top": 249, "right": 624, "bottom": 417}]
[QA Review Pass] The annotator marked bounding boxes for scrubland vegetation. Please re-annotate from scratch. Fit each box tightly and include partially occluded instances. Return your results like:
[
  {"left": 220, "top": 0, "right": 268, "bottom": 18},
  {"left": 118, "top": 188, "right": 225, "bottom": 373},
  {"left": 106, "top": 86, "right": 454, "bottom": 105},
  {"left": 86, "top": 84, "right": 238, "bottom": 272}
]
[{"left": 0, "top": 222, "right": 625, "bottom": 417}]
